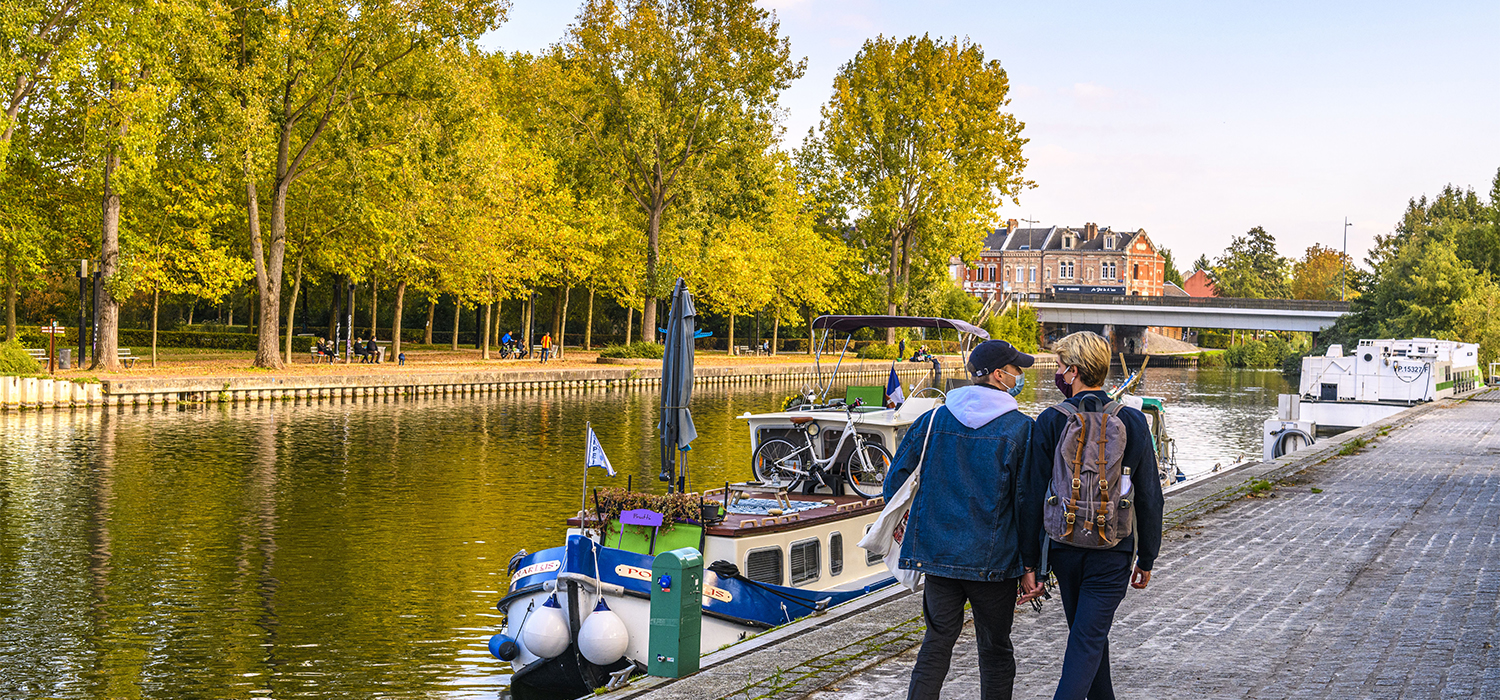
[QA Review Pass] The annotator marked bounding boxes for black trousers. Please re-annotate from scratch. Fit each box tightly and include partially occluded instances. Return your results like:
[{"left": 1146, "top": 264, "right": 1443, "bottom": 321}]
[
  {"left": 1049, "top": 547, "right": 1132, "bottom": 700},
  {"left": 907, "top": 574, "right": 1018, "bottom": 700}
]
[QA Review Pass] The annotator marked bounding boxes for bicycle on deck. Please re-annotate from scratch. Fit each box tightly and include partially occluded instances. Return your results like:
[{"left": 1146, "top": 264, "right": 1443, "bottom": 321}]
[{"left": 750, "top": 399, "right": 893, "bottom": 498}]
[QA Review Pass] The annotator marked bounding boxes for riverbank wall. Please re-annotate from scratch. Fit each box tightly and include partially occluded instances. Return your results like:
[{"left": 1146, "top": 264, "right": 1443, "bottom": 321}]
[{"left": 0, "top": 361, "right": 951, "bottom": 411}]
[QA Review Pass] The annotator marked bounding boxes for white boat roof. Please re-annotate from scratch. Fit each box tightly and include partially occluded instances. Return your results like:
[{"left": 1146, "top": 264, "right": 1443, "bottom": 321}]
[{"left": 739, "top": 397, "right": 943, "bottom": 427}]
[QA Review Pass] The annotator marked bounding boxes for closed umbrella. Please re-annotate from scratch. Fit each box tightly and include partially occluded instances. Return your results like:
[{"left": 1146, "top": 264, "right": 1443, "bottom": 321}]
[{"left": 659, "top": 278, "right": 698, "bottom": 492}]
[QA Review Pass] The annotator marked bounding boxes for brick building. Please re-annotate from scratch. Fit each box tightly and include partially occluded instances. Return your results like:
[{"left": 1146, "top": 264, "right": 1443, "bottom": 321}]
[
  {"left": 1183, "top": 269, "right": 1218, "bottom": 297},
  {"left": 952, "top": 221, "right": 1167, "bottom": 300}
]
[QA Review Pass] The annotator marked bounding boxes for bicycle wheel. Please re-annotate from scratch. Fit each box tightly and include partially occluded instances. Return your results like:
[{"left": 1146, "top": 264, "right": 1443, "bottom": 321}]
[
  {"left": 846, "top": 442, "right": 892, "bottom": 498},
  {"left": 752, "top": 438, "right": 808, "bottom": 489}
]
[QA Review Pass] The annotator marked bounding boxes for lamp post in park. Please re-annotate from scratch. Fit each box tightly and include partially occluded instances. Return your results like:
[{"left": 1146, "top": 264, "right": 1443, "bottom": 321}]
[
  {"left": 77, "top": 259, "right": 90, "bottom": 366},
  {"left": 1342, "top": 218, "right": 1353, "bottom": 301},
  {"left": 40, "top": 321, "right": 66, "bottom": 374}
]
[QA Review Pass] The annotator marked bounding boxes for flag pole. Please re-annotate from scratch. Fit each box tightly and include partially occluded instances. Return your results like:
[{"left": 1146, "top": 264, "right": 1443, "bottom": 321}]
[{"left": 581, "top": 421, "right": 590, "bottom": 521}]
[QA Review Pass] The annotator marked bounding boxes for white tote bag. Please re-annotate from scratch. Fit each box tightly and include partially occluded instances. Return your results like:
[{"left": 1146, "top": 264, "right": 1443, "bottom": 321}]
[{"left": 858, "top": 407, "right": 941, "bottom": 592}]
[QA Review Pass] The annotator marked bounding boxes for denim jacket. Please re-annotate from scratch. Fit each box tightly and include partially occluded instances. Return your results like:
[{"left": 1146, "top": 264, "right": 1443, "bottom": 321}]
[{"left": 881, "top": 387, "right": 1035, "bottom": 582}]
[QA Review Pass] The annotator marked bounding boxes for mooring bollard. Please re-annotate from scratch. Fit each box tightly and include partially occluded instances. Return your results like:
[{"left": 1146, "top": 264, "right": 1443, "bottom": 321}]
[{"left": 648, "top": 547, "right": 703, "bottom": 679}]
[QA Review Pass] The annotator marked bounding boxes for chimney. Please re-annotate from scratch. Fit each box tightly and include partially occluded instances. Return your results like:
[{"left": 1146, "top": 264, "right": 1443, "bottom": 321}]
[
  {"left": 1007, "top": 218, "right": 1019, "bottom": 232},
  {"left": 1084, "top": 222, "right": 1099, "bottom": 240}
]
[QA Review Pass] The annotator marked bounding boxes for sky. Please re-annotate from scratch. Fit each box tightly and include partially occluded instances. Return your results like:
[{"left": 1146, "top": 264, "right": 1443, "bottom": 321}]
[{"left": 479, "top": 1, "right": 1500, "bottom": 270}]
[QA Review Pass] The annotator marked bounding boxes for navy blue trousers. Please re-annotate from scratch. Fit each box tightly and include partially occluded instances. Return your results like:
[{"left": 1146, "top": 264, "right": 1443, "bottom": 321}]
[
  {"left": 907, "top": 575, "right": 1018, "bottom": 700},
  {"left": 1049, "top": 547, "right": 1133, "bottom": 700}
]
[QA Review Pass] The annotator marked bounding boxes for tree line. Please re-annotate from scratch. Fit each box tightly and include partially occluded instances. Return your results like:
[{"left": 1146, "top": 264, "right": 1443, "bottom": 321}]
[
  {"left": 1, "top": 0, "right": 1030, "bottom": 369},
  {"left": 1184, "top": 168, "right": 1500, "bottom": 365}
]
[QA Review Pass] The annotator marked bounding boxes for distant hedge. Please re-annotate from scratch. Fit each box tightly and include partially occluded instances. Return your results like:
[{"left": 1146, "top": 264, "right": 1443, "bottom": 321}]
[{"left": 12, "top": 326, "right": 312, "bottom": 352}]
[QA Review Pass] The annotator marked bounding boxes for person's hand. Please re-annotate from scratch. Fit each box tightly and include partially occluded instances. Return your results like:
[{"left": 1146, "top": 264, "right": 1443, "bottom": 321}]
[
  {"left": 1130, "top": 566, "right": 1151, "bottom": 589},
  {"left": 1017, "top": 571, "right": 1045, "bottom": 603}
]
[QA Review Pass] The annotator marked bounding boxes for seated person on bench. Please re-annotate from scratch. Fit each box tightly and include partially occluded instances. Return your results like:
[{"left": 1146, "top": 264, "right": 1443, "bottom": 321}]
[
  {"left": 352, "top": 337, "right": 368, "bottom": 363},
  {"left": 365, "top": 338, "right": 379, "bottom": 363}
]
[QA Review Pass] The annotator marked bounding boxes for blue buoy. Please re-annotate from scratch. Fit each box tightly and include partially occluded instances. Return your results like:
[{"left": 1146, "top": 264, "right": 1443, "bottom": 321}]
[{"left": 489, "top": 632, "right": 520, "bottom": 661}]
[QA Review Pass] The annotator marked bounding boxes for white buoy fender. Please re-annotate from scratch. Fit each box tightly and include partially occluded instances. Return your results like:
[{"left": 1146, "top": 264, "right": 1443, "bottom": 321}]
[
  {"left": 578, "top": 598, "right": 630, "bottom": 665},
  {"left": 522, "top": 594, "right": 571, "bottom": 659}
]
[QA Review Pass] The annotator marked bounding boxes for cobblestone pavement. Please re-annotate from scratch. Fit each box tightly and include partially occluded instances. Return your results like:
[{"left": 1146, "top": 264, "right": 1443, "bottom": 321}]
[{"left": 803, "top": 393, "right": 1500, "bottom": 700}]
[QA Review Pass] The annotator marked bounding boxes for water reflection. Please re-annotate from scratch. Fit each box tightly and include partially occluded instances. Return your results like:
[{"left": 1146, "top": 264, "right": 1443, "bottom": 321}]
[{"left": 0, "top": 367, "right": 1285, "bottom": 698}]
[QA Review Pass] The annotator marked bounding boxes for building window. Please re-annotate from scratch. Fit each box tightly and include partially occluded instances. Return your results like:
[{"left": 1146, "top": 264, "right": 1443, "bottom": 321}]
[
  {"left": 1005, "top": 266, "right": 1011, "bottom": 281},
  {"left": 1029, "top": 267, "right": 1036, "bottom": 283},
  {"left": 1134, "top": 263, "right": 1140, "bottom": 279},
  {"left": 1101, "top": 262, "right": 1117, "bottom": 280},
  {"left": 745, "top": 547, "right": 783, "bottom": 585},
  {"left": 1045, "top": 267, "right": 1051, "bottom": 280},
  {"left": 988, "top": 265, "right": 996, "bottom": 282},
  {"left": 1060, "top": 261, "right": 1075, "bottom": 279},
  {"left": 1105, "top": 235, "right": 1115, "bottom": 250}
]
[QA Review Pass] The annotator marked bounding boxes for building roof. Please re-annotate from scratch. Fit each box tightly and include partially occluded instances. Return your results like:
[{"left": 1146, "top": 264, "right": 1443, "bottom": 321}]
[
  {"left": 981, "top": 225, "right": 1149, "bottom": 254},
  {"left": 1163, "top": 282, "right": 1191, "bottom": 297},
  {"left": 1183, "top": 269, "right": 1217, "bottom": 297}
]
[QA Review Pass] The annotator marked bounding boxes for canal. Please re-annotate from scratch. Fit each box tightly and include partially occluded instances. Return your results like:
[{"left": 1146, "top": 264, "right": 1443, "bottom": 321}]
[{"left": 0, "top": 366, "right": 1287, "bottom": 699}]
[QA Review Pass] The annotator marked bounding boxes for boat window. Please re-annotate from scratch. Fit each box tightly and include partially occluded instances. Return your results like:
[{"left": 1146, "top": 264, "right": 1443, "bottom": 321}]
[
  {"left": 745, "top": 547, "right": 783, "bottom": 586},
  {"left": 829, "top": 532, "right": 844, "bottom": 576},
  {"left": 790, "top": 538, "right": 821, "bottom": 585},
  {"left": 864, "top": 525, "right": 883, "bottom": 565}
]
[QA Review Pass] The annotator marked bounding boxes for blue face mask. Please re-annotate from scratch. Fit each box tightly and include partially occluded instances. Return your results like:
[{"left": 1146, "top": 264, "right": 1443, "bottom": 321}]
[{"left": 1004, "top": 370, "right": 1025, "bottom": 397}]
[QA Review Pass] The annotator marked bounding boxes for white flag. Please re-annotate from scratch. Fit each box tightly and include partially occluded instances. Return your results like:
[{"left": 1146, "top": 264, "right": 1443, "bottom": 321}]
[{"left": 586, "top": 426, "right": 616, "bottom": 476}]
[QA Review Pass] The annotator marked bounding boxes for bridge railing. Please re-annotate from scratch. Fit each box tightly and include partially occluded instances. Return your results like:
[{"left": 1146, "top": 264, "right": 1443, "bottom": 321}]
[{"left": 1043, "top": 293, "right": 1350, "bottom": 312}]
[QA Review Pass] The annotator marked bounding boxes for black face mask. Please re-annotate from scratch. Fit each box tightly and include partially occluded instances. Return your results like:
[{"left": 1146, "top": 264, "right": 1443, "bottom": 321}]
[{"left": 1054, "top": 367, "right": 1076, "bottom": 399}]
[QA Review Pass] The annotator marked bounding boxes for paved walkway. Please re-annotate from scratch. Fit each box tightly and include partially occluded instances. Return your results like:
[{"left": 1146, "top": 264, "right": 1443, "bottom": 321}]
[
  {"left": 809, "top": 392, "right": 1500, "bottom": 700},
  {"left": 603, "top": 390, "right": 1500, "bottom": 700}
]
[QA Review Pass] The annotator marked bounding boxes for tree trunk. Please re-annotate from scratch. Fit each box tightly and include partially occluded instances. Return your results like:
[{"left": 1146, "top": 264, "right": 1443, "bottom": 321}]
[
  {"left": 806, "top": 306, "right": 815, "bottom": 355},
  {"left": 186, "top": 301, "right": 193, "bottom": 326},
  {"left": 643, "top": 202, "right": 663, "bottom": 343},
  {"left": 328, "top": 276, "right": 339, "bottom": 342},
  {"left": 151, "top": 289, "right": 159, "bottom": 368},
  {"left": 481, "top": 300, "right": 492, "bottom": 360},
  {"left": 522, "top": 292, "right": 533, "bottom": 350},
  {"left": 772, "top": 314, "right": 779, "bottom": 356},
  {"left": 885, "top": 233, "right": 900, "bottom": 344},
  {"left": 423, "top": 298, "right": 435, "bottom": 345},
  {"left": 249, "top": 285, "right": 256, "bottom": 335},
  {"left": 227, "top": 295, "right": 233, "bottom": 327},
  {"left": 558, "top": 287, "right": 570, "bottom": 359},
  {"left": 246, "top": 160, "right": 286, "bottom": 369},
  {"left": 625, "top": 305, "right": 633, "bottom": 345},
  {"left": 584, "top": 288, "right": 595, "bottom": 350},
  {"left": 284, "top": 254, "right": 303, "bottom": 365},
  {"left": 492, "top": 299, "right": 502, "bottom": 348},
  {"left": 728, "top": 315, "right": 735, "bottom": 355},
  {"left": 900, "top": 231, "right": 915, "bottom": 315},
  {"left": 450, "top": 298, "right": 460, "bottom": 351},
  {"left": 93, "top": 135, "right": 122, "bottom": 371},
  {"left": 392, "top": 280, "right": 406, "bottom": 358},
  {"left": 4, "top": 256, "right": 15, "bottom": 341},
  {"left": 369, "top": 280, "right": 378, "bottom": 339}
]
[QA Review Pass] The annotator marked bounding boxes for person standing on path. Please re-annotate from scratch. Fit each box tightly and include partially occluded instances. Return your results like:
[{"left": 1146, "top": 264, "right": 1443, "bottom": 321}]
[
  {"left": 883, "top": 339, "right": 1045, "bottom": 700},
  {"left": 1020, "top": 331, "right": 1163, "bottom": 700},
  {"left": 539, "top": 333, "right": 552, "bottom": 363}
]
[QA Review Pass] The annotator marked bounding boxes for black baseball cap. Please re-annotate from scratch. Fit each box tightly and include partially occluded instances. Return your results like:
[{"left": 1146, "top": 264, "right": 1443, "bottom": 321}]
[{"left": 968, "top": 339, "right": 1035, "bottom": 377}]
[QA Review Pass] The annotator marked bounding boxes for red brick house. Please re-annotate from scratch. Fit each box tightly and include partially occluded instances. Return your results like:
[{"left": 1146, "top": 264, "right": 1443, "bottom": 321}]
[
  {"left": 1183, "top": 269, "right": 1217, "bottom": 297},
  {"left": 952, "top": 221, "right": 1167, "bottom": 300}
]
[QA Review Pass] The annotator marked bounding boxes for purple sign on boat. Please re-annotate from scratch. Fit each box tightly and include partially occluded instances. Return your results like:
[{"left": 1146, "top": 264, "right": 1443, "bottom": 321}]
[{"left": 619, "top": 509, "right": 664, "bottom": 527}]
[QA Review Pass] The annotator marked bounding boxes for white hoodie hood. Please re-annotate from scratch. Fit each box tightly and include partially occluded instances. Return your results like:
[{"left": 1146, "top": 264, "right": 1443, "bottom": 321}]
[{"left": 944, "top": 384, "right": 1019, "bottom": 429}]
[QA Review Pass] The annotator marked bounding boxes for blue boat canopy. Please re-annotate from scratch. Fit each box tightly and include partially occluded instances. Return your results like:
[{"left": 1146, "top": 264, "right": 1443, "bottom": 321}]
[{"left": 811, "top": 315, "right": 989, "bottom": 339}]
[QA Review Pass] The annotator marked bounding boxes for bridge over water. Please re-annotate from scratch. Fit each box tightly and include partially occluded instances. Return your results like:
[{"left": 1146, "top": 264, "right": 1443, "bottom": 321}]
[{"left": 1033, "top": 293, "right": 1350, "bottom": 333}]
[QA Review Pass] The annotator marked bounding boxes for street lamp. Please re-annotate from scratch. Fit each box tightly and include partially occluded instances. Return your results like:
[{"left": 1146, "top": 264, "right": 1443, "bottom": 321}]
[
  {"left": 1342, "top": 218, "right": 1353, "bottom": 301},
  {"left": 76, "top": 259, "right": 89, "bottom": 366}
]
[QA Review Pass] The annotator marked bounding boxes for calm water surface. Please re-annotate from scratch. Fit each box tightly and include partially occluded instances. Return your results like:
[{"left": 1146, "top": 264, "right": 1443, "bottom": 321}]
[{"left": 0, "top": 367, "right": 1285, "bottom": 699}]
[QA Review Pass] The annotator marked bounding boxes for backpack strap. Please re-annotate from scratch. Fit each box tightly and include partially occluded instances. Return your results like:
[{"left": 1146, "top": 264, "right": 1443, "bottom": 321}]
[
  {"left": 1064, "top": 404, "right": 1085, "bottom": 537},
  {"left": 1052, "top": 401, "right": 1080, "bottom": 418}
]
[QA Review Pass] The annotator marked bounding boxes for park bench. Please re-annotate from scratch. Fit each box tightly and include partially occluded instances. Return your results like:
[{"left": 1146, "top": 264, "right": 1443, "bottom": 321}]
[
  {"left": 25, "top": 348, "right": 46, "bottom": 364},
  {"left": 117, "top": 349, "right": 138, "bottom": 368}
]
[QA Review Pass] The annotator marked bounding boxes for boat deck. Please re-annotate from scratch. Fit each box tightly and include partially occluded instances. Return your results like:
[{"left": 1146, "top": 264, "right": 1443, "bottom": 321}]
[{"left": 567, "top": 491, "right": 885, "bottom": 538}]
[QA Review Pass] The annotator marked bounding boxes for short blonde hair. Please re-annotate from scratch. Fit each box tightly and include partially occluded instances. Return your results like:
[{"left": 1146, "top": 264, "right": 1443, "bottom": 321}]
[{"left": 1054, "top": 331, "right": 1111, "bottom": 388}]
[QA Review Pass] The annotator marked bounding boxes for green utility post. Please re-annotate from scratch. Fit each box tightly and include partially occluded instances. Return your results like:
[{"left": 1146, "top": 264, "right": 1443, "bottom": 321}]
[{"left": 648, "top": 547, "right": 703, "bottom": 678}]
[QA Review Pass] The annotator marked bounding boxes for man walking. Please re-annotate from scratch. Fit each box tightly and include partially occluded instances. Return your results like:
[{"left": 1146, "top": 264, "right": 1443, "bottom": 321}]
[
  {"left": 539, "top": 332, "right": 552, "bottom": 363},
  {"left": 883, "top": 339, "right": 1044, "bottom": 700},
  {"left": 1021, "top": 331, "right": 1163, "bottom": 700}
]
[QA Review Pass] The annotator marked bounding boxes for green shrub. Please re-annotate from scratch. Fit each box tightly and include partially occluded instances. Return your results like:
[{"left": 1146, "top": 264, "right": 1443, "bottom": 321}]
[
  {"left": 0, "top": 340, "right": 41, "bottom": 376},
  {"left": 12, "top": 325, "right": 313, "bottom": 352},
  {"left": 1197, "top": 350, "right": 1227, "bottom": 368},
  {"left": 597, "top": 342, "right": 665, "bottom": 359},
  {"left": 856, "top": 342, "right": 901, "bottom": 360}
]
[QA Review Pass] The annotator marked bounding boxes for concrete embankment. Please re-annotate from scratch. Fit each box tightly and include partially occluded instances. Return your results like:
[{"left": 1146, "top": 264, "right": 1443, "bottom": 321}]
[
  {"left": 599, "top": 387, "right": 1500, "bottom": 700},
  {"left": 0, "top": 361, "right": 946, "bottom": 411}
]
